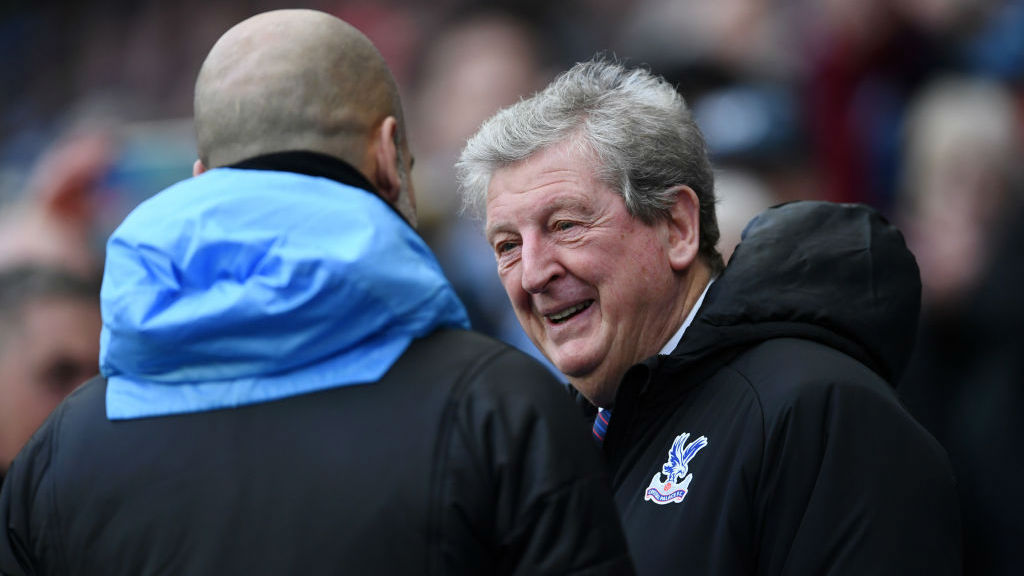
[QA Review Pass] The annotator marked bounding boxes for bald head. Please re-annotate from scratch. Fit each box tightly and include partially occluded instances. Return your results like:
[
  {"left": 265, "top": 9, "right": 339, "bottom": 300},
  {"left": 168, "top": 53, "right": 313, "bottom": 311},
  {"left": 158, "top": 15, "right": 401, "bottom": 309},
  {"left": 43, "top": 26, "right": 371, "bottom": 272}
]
[{"left": 194, "top": 9, "right": 405, "bottom": 170}]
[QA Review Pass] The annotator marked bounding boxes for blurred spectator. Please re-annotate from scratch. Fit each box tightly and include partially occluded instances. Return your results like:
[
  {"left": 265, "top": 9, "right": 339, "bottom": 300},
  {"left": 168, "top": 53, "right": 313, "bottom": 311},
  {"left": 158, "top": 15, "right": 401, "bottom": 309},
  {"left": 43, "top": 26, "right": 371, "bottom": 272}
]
[
  {"left": 803, "top": 0, "right": 1019, "bottom": 214},
  {"left": 695, "top": 84, "right": 806, "bottom": 169},
  {"left": 407, "top": 10, "right": 559, "bottom": 367},
  {"left": 408, "top": 9, "right": 552, "bottom": 229},
  {"left": 332, "top": 0, "right": 428, "bottom": 89},
  {"left": 613, "top": 0, "right": 801, "bottom": 87},
  {"left": 0, "top": 116, "right": 194, "bottom": 278},
  {"left": 0, "top": 265, "right": 101, "bottom": 486},
  {"left": 805, "top": 0, "right": 946, "bottom": 211},
  {"left": 898, "top": 76, "right": 1022, "bottom": 308},
  {"left": 896, "top": 76, "right": 1024, "bottom": 576},
  {"left": 0, "top": 128, "right": 114, "bottom": 278}
]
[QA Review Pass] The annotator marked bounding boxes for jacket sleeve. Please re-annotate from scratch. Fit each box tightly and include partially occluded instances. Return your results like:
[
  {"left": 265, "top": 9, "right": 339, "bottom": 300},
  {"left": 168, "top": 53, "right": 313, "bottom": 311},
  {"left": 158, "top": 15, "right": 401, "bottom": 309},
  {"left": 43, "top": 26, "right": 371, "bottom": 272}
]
[
  {"left": 754, "top": 375, "right": 962, "bottom": 576},
  {"left": 0, "top": 406, "right": 65, "bottom": 576},
  {"left": 442, "top": 347, "right": 635, "bottom": 576}
]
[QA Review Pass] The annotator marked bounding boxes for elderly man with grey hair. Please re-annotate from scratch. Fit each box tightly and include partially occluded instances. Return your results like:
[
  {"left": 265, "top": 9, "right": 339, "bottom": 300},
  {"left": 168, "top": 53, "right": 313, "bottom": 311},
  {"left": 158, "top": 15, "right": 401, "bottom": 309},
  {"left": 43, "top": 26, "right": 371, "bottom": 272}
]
[
  {"left": 458, "top": 57, "right": 961, "bottom": 575},
  {"left": 0, "top": 11, "right": 634, "bottom": 575}
]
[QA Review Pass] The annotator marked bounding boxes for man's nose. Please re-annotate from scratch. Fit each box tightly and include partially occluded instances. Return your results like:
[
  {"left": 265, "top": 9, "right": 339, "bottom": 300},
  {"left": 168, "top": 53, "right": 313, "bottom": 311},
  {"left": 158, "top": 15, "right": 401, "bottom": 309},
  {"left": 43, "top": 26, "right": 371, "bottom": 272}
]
[{"left": 520, "top": 237, "right": 562, "bottom": 294}]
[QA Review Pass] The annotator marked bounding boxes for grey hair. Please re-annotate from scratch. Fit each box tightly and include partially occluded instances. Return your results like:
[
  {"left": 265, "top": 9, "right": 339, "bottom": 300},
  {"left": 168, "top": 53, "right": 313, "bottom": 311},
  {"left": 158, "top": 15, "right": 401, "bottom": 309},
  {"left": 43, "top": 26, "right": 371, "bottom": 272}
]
[{"left": 456, "top": 56, "right": 723, "bottom": 273}]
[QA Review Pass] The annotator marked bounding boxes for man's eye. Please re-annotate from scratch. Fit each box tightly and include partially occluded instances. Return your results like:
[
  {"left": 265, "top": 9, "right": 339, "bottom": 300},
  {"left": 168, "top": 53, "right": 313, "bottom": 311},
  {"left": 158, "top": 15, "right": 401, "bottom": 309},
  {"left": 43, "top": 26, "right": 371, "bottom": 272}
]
[
  {"left": 554, "top": 221, "right": 576, "bottom": 231},
  {"left": 496, "top": 241, "right": 518, "bottom": 254},
  {"left": 41, "top": 357, "right": 89, "bottom": 395}
]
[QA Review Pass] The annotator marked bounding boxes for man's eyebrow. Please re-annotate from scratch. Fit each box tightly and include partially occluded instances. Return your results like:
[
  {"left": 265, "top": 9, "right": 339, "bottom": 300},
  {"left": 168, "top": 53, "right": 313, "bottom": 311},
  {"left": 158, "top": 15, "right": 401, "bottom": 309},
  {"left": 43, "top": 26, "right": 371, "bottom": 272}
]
[
  {"left": 484, "top": 222, "right": 511, "bottom": 241},
  {"left": 545, "top": 195, "right": 595, "bottom": 218}
]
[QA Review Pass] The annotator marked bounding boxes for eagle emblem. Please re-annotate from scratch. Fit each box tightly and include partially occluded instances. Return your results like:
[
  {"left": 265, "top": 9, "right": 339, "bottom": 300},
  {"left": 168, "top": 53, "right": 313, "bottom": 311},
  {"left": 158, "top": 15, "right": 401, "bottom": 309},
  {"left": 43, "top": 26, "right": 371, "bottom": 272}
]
[{"left": 644, "top": 432, "right": 708, "bottom": 505}]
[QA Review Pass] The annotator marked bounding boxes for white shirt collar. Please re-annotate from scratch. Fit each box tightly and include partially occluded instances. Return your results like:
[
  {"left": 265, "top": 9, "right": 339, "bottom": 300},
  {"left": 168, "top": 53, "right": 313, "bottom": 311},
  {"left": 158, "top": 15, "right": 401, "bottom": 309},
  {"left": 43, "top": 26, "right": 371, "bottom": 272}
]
[{"left": 658, "top": 277, "right": 715, "bottom": 356}]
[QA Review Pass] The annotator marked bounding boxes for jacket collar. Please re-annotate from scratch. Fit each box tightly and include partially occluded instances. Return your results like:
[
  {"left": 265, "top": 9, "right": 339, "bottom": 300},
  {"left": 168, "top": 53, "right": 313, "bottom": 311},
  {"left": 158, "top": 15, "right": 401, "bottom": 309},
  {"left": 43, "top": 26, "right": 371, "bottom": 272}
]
[
  {"left": 230, "top": 150, "right": 376, "bottom": 193},
  {"left": 229, "top": 151, "right": 414, "bottom": 227}
]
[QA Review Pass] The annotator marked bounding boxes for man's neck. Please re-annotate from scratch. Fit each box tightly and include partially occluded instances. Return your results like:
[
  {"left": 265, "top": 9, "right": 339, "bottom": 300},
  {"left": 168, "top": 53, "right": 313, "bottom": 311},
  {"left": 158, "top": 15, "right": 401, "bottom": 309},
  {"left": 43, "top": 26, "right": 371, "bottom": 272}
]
[{"left": 660, "top": 268, "right": 714, "bottom": 356}]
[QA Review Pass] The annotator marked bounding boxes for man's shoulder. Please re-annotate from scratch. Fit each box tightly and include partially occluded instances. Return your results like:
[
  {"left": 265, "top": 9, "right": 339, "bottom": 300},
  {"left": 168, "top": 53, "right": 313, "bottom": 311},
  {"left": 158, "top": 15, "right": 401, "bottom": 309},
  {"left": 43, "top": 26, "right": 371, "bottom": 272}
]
[
  {"left": 18, "top": 375, "right": 107, "bottom": 454},
  {"left": 402, "top": 329, "right": 566, "bottom": 395},
  {"left": 405, "top": 328, "right": 510, "bottom": 363},
  {"left": 0, "top": 376, "right": 105, "bottom": 543},
  {"left": 405, "top": 329, "right": 583, "bottom": 439},
  {"left": 63, "top": 374, "right": 108, "bottom": 412},
  {"left": 652, "top": 337, "right": 894, "bottom": 424},
  {"left": 717, "top": 337, "right": 946, "bottom": 462},
  {"left": 724, "top": 337, "right": 898, "bottom": 412}
]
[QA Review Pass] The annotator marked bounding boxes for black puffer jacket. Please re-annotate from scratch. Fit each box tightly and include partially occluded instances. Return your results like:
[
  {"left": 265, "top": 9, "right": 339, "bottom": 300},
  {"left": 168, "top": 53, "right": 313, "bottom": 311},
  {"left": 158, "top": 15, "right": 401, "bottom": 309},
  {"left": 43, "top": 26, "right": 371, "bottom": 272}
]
[
  {"left": 0, "top": 329, "right": 634, "bottom": 575},
  {"left": 592, "top": 201, "right": 961, "bottom": 575}
]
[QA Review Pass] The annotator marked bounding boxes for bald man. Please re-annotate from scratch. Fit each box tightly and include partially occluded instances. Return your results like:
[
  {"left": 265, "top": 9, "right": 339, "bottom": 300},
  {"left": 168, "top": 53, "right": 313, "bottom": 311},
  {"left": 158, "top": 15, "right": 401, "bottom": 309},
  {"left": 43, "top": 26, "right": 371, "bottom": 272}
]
[{"left": 0, "top": 10, "right": 633, "bottom": 575}]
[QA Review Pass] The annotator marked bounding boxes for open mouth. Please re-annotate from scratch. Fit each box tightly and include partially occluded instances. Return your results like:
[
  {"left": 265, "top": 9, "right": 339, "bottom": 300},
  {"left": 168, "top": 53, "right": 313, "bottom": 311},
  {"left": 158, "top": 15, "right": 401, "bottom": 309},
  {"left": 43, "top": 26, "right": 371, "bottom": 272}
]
[{"left": 546, "top": 300, "right": 594, "bottom": 324}]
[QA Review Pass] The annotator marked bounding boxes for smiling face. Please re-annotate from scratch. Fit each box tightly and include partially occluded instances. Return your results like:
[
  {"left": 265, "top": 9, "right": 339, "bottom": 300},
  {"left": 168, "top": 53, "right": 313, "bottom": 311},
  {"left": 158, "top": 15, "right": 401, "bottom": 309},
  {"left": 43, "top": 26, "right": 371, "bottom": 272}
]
[{"left": 485, "top": 140, "right": 692, "bottom": 406}]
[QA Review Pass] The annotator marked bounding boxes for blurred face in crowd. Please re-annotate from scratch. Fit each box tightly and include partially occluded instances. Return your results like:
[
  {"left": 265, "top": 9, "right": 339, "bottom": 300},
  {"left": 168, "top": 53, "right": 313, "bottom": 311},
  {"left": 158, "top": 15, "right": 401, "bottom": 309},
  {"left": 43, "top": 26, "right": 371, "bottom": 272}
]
[
  {"left": 0, "top": 297, "right": 101, "bottom": 472},
  {"left": 485, "top": 139, "right": 689, "bottom": 407}
]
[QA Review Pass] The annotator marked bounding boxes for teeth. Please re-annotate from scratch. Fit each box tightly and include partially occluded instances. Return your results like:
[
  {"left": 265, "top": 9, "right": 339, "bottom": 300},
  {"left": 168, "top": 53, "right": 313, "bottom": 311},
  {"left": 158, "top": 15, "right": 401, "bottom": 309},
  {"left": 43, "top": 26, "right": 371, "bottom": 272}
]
[{"left": 548, "top": 301, "right": 590, "bottom": 322}]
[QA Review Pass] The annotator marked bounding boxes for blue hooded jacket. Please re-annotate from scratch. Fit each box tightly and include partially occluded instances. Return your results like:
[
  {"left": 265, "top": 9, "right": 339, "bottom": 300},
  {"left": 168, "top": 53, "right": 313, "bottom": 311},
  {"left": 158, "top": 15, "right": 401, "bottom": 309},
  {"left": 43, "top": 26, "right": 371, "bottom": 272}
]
[{"left": 100, "top": 165, "right": 469, "bottom": 420}]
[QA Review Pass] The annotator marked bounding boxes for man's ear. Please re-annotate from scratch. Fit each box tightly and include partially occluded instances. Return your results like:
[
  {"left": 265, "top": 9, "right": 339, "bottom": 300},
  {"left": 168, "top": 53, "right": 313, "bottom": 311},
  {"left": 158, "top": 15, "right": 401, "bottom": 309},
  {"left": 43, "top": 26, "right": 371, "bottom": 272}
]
[
  {"left": 193, "top": 159, "right": 207, "bottom": 177},
  {"left": 663, "top": 185, "right": 701, "bottom": 272},
  {"left": 372, "top": 116, "right": 401, "bottom": 203}
]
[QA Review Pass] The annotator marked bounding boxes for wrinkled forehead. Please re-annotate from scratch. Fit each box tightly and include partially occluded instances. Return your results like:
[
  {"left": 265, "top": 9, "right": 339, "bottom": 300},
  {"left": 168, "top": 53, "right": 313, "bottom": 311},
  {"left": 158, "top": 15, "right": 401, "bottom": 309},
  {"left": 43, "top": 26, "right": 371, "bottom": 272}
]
[
  {"left": 484, "top": 148, "right": 625, "bottom": 241},
  {"left": 484, "top": 138, "right": 601, "bottom": 198}
]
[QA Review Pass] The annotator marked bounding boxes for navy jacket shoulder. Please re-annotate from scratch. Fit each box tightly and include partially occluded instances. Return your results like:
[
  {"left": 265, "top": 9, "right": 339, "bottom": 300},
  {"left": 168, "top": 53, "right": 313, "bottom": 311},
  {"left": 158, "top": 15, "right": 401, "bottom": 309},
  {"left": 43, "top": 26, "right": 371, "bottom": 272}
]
[{"left": 595, "top": 202, "right": 961, "bottom": 576}]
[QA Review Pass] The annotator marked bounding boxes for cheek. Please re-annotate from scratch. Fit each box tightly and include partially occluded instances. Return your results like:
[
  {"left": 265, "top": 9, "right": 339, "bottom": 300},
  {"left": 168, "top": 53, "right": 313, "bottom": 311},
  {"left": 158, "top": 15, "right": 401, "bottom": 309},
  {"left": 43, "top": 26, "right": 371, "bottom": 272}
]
[
  {"left": 498, "top": 271, "right": 527, "bottom": 305},
  {"left": 0, "top": 360, "right": 54, "bottom": 427},
  {"left": 0, "top": 348, "right": 27, "bottom": 398},
  {"left": 602, "top": 255, "right": 669, "bottom": 309}
]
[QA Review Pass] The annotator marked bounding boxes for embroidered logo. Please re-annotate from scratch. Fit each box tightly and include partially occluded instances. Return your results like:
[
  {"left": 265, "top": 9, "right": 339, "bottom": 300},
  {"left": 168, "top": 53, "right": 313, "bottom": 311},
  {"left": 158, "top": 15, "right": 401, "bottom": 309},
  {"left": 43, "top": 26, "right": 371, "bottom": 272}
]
[{"left": 644, "top": 432, "right": 708, "bottom": 505}]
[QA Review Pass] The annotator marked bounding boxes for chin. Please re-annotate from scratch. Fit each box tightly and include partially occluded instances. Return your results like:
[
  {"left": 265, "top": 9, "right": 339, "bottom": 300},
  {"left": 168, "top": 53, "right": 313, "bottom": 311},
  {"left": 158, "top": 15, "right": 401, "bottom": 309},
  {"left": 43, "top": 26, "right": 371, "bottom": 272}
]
[
  {"left": 545, "top": 340, "right": 599, "bottom": 373},
  {"left": 551, "top": 354, "right": 598, "bottom": 382}
]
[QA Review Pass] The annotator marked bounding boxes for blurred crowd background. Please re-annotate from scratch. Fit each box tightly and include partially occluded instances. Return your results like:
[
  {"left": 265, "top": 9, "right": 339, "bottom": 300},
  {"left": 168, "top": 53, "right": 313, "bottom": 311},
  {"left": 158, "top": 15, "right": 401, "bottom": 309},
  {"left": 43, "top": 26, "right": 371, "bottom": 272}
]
[{"left": 1, "top": 0, "right": 1022, "bottom": 573}]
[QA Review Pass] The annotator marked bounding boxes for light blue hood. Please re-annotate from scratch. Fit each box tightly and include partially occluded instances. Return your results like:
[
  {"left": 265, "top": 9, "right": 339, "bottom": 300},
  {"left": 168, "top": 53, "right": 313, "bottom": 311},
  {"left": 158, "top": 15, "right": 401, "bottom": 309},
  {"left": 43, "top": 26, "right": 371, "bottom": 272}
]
[{"left": 100, "top": 168, "right": 470, "bottom": 420}]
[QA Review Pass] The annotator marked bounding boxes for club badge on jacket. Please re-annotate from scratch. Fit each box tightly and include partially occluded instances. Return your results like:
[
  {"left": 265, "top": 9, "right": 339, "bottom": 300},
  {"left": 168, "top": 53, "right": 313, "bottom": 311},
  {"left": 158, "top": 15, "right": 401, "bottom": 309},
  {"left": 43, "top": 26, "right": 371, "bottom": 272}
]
[{"left": 644, "top": 432, "right": 708, "bottom": 505}]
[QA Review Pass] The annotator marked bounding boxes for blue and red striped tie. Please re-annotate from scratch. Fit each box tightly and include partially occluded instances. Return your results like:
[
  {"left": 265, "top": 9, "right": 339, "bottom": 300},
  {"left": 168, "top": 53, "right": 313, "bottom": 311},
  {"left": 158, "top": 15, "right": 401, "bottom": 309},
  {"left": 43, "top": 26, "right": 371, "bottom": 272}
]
[{"left": 593, "top": 409, "right": 611, "bottom": 445}]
